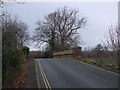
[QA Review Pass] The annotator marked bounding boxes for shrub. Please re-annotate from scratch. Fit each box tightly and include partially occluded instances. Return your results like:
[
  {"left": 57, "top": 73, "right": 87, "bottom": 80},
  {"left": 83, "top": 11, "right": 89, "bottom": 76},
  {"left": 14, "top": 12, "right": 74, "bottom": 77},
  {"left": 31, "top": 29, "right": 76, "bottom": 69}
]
[
  {"left": 43, "top": 51, "right": 53, "bottom": 58},
  {"left": 22, "top": 46, "right": 30, "bottom": 55},
  {"left": 2, "top": 49, "right": 21, "bottom": 87}
]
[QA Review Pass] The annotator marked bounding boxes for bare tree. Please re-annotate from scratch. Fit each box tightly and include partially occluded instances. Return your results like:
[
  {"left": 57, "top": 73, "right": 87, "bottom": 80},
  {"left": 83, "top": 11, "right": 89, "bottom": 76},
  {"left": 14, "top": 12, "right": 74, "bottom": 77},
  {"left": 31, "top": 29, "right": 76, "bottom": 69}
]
[
  {"left": 2, "top": 12, "right": 29, "bottom": 52},
  {"left": 105, "top": 25, "right": 120, "bottom": 67},
  {"left": 34, "top": 7, "right": 87, "bottom": 52},
  {"left": 105, "top": 25, "right": 120, "bottom": 51},
  {"left": 0, "top": 0, "right": 23, "bottom": 8},
  {"left": 1, "top": 1, "right": 27, "bottom": 87},
  {"left": 16, "top": 21, "right": 29, "bottom": 47}
]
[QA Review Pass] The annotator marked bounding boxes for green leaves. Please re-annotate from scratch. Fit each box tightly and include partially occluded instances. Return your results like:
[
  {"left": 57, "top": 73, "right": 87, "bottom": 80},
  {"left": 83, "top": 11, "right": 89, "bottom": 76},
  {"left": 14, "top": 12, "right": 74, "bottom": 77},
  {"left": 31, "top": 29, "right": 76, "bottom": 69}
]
[
  {"left": 2, "top": 49, "right": 21, "bottom": 86},
  {"left": 22, "top": 46, "right": 30, "bottom": 55}
]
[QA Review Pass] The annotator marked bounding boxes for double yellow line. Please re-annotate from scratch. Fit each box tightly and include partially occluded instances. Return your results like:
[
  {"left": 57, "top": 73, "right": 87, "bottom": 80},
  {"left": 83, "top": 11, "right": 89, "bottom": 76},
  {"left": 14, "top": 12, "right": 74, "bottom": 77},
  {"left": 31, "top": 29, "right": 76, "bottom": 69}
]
[{"left": 36, "top": 60, "right": 51, "bottom": 89}]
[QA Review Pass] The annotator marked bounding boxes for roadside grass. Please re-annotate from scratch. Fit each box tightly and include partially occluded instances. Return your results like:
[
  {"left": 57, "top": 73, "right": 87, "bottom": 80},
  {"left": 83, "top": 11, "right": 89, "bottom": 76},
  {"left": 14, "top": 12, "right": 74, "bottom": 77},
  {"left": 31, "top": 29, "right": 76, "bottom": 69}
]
[{"left": 79, "top": 57, "right": 118, "bottom": 72}]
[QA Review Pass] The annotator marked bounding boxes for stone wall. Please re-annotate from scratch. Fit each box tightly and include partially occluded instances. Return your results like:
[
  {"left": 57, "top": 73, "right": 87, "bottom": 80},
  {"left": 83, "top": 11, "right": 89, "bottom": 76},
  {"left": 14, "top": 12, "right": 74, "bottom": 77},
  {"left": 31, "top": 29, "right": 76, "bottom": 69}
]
[{"left": 53, "top": 47, "right": 81, "bottom": 59}]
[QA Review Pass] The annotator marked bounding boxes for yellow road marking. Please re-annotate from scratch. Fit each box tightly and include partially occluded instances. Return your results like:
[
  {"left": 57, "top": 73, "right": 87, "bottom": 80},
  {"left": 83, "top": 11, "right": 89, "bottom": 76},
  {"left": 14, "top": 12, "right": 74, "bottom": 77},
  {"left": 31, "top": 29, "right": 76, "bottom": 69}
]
[
  {"left": 37, "top": 60, "right": 48, "bottom": 88},
  {"left": 40, "top": 62, "right": 51, "bottom": 89},
  {"left": 73, "top": 59, "right": 118, "bottom": 75},
  {"left": 35, "top": 60, "right": 40, "bottom": 88},
  {"left": 37, "top": 60, "right": 51, "bottom": 89}
]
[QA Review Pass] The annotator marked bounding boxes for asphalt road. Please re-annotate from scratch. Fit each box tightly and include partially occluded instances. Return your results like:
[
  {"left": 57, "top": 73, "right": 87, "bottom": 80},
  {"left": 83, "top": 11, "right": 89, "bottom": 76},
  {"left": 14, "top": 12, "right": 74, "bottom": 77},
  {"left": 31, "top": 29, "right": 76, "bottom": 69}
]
[{"left": 35, "top": 58, "right": 118, "bottom": 88}]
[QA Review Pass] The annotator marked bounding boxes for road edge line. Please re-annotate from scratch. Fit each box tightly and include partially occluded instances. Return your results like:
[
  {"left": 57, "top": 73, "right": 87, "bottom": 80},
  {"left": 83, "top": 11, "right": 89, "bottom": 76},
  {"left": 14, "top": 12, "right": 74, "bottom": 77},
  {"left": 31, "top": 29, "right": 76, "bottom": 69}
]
[
  {"left": 35, "top": 59, "right": 41, "bottom": 88},
  {"left": 73, "top": 59, "right": 118, "bottom": 75}
]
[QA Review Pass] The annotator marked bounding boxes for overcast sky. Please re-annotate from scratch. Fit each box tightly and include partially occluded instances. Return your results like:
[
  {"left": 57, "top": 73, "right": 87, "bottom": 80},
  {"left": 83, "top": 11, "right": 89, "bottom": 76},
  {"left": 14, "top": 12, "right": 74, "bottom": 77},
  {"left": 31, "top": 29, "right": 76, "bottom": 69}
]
[{"left": 4, "top": 2, "right": 118, "bottom": 51}]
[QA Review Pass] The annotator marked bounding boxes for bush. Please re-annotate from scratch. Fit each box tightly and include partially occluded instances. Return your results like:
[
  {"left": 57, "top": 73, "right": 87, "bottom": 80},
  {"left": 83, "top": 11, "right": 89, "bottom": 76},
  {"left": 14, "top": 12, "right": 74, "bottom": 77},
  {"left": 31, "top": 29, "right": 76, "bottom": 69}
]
[
  {"left": 2, "top": 49, "right": 21, "bottom": 87},
  {"left": 22, "top": 46, "right": 30, "bottom": 55},
  {"left": 43, "top": 51, "right": 53, "bottom": 58}
]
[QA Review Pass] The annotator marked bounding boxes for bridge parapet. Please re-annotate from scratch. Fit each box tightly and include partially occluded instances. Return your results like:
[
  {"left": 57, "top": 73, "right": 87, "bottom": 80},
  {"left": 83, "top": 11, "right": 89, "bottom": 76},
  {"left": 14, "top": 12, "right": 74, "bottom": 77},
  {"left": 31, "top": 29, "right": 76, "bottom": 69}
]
[{"left": 53, "top": 47, "right": 81, "bottom": 59}]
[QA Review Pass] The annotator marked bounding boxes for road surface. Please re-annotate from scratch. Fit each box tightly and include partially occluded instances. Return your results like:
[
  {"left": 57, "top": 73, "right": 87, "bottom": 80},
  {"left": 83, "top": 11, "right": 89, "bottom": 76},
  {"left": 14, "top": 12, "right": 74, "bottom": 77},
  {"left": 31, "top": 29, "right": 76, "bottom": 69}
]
[{"left": 35, "top": 58, "right": 118, "bottom": 88}]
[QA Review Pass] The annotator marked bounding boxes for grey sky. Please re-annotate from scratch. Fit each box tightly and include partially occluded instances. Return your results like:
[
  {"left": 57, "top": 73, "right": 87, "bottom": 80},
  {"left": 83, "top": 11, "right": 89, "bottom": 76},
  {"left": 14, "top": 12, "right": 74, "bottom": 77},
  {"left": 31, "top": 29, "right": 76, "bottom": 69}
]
[{"left": 4, "top": 2, "right": 118, "bottom": 51}]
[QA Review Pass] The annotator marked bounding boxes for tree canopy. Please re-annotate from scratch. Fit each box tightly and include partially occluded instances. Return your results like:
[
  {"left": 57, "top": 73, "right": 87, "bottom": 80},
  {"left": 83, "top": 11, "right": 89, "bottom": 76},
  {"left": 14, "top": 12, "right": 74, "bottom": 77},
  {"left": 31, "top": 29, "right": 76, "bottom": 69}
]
[{"left": 33, "top": 7, "right": 87, "bottom": 52}]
